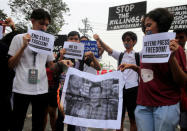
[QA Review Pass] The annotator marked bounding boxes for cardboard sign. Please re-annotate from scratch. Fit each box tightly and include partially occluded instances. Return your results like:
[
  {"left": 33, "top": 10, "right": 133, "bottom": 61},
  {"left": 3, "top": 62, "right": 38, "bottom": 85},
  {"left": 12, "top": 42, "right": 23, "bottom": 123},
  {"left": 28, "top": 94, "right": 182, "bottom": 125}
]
[
  {"left": 142, "top": 32, "right": 176, "bottom": 63},
  {"left": 28, "top": 29, "right": 55, "bottom": 55},
  {"left": 167, "top": 4, "right": 187, "bottom": 30},
  {"left": 63, "top": 41, "right": 84, "bottom": 60},
  {"left": 107, "top": 1, "right": 146, "bottom": 30},
  {"left": 81, "top": 40, "right": 99, "bottom": 58}
]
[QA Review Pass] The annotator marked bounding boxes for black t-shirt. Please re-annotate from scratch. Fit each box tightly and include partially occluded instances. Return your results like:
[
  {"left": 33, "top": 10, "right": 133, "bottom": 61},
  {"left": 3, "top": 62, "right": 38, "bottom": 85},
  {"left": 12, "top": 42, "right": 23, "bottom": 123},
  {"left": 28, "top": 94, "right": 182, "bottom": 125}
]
[{"left": 0, "top": 40, "right": 15, "bottom": 97}]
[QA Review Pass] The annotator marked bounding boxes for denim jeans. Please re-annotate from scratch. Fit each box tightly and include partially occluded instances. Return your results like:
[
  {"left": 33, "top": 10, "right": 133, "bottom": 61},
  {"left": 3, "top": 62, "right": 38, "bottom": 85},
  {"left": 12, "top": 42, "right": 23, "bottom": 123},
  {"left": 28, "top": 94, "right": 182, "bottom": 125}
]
[{"left": 135, "top": 103, "right": 180, "bottom": 131}]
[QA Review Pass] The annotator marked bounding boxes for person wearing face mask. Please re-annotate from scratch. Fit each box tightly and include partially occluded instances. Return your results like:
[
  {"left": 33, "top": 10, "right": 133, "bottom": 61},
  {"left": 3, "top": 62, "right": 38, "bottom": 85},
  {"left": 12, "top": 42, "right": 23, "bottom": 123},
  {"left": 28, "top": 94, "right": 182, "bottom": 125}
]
[
  {"left": 94, "top": 32, "right": 139, "bottom": 131},
  {"left": 119, "top": 8, "right": 187, "bottom": 131}
]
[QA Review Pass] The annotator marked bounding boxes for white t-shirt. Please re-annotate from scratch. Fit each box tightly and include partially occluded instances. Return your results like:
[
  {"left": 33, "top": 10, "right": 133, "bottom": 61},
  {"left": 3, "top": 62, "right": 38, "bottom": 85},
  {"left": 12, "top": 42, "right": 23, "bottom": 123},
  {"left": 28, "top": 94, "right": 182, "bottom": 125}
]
[
  {"left": 111, "top": 50, "right": 139, "bottom": 89},
  {"left": 8, "top": 34, "right": 54, "bottom": 95}
]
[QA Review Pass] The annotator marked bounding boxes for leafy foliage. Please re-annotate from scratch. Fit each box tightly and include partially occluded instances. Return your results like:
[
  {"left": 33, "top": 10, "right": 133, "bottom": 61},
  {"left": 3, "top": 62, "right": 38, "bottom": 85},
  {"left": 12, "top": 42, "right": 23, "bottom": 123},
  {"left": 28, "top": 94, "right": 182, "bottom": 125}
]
[
  {"left": 9, "top": 0, "right": 69, "bottom": 34},
  {"left": 0, "top": 9, "right": 7, "bottom": 21}
]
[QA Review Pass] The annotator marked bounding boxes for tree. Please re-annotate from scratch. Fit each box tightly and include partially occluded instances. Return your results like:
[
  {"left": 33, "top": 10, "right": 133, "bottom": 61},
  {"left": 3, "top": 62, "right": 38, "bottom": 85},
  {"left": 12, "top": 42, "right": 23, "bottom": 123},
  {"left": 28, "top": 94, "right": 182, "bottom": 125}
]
[
  {"left": 15, "top": 22, "right": 28, "bottom": 33},
  {"left": 9, "top": 0, "right": 69, "bottom": 34},
  {"left": 0, "top": 9, "right": 7, "bottom": 21}
]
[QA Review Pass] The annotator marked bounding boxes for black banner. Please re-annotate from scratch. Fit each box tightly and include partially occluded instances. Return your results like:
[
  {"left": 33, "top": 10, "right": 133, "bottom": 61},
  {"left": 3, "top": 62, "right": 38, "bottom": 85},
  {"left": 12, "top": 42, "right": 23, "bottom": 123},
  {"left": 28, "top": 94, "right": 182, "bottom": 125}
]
[
  {"left": 107, "top": 1, "right": 146, "bottom": 30},
  {"left": 53, "top": 35, "right": 67, "bottom": 55},
  {"left": 167, "top": 4, "right": 187, "bottom": 30}
]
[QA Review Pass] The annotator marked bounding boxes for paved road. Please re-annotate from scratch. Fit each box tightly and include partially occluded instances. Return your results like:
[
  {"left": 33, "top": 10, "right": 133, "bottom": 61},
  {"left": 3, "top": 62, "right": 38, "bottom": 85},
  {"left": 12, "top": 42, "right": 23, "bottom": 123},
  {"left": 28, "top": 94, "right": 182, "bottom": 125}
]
[
  {"left": 24, "top": 104, "right": 129, "bottom": 131},
  {"left": 24, "top": 104, "right": 180, "bottom": 131}
]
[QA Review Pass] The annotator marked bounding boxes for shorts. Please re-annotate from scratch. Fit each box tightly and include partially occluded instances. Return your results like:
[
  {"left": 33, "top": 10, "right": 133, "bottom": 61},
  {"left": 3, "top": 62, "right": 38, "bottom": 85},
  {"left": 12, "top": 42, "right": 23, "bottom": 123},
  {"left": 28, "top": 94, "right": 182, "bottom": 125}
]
[
  {"left": 47, "top": 91, "right": 58, "bottom": 108},
  {"left": 180, "top": 112, "right": 187, "bottom": 129},
  {"left": 122, "top": 86, "right": 138, "bottom": 120}
]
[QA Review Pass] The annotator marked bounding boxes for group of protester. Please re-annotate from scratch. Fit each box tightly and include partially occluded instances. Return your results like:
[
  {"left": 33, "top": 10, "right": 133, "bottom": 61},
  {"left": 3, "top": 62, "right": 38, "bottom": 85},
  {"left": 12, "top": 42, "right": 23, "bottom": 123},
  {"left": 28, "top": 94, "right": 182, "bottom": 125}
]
[
  {"left": 97, "top": 8, "right": 187, "bottom": 131},
  {"left": 0, "top": 7, "right": 186, "bottom": 131}
]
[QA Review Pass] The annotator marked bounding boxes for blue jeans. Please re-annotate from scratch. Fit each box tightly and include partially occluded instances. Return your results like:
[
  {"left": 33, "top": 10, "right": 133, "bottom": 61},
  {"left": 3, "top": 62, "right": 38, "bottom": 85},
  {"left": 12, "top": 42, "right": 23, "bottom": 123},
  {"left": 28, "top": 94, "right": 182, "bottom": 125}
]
[{"left": 135, "top": 103, "right": 180, "bottom": 131}]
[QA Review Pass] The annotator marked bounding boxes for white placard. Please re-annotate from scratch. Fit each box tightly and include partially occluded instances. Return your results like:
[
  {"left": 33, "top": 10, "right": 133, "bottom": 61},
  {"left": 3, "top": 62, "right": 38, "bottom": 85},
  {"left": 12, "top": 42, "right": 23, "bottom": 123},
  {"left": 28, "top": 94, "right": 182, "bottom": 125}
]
[
  {"left": 0, "top": 25, "right": 3, "bottom": 39},
  {"left": 142, "top": 32, "right": 176, "bottom": 63},
  {"left": 61, "top": 67, "right": 124, "bottom": 129},
  {"left": 28, "top": 29, "right": 55, "bottom": 55},
  {"left": 63, "top": 41, "right": 84, "bottom": 60}
]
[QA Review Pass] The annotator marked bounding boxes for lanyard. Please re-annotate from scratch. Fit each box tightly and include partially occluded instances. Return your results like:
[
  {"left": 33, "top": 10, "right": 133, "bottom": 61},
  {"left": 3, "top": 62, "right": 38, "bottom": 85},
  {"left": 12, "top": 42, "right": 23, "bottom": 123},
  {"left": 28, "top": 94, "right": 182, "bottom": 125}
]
[{"left": 32, "top": 51, "right": 37, "bottom": 67}]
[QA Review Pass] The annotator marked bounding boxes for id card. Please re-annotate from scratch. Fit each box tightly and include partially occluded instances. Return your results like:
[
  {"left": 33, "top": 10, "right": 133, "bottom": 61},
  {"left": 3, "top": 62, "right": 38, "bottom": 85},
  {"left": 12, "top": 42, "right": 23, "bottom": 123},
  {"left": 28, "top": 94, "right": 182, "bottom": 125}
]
[{"left": 28, "top": 69, "right": 38, "bottom": 84}]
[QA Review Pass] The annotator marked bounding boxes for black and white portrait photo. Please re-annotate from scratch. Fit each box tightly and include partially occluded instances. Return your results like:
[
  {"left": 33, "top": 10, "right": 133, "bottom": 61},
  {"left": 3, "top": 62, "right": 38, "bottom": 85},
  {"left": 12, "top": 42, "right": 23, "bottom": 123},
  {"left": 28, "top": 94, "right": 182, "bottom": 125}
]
[
  {"left": 65, "top": 75, "right": 119, "bottom": 120},
  {"left": 62, "top": 68, "right": 124, "bottom": 129}
]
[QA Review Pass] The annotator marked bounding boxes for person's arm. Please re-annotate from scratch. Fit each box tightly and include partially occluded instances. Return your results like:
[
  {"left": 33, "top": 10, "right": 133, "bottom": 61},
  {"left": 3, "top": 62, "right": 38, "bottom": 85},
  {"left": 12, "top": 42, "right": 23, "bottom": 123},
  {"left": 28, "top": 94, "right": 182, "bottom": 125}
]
[
  {"left": 118, "top": 63, "right": 140, "bottom": 74},
  {"left": 169, "top": 56, "right": 187, "bottom": 84},
  {"left": 84, "top": 51, "right": 101, "bottom": 70},
  {"left": 90, "top": 56, "right": 101, "bottom": 71},
  {"left": 96, "top": 41, "right": 104, "bottom": 57},
  {"left": 3, "top": 17, "right": 16, "bottom": 31},
  {"left": 47, "top": 59, "right": 73, "bottom": 73},
  {"left": 8, "top": 34, "right": 30, "bottom": 69},
  {"left": 169, "top": 39, "right": 187, "bottom": 85},
  {"left": 93, "top": 34, "right": 113, "bottom": 54}
]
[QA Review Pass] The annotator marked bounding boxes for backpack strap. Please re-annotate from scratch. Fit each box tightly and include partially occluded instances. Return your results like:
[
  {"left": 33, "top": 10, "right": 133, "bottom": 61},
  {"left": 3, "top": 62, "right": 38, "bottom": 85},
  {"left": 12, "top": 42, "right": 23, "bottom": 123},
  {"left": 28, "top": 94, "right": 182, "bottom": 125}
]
[
  {"left": 118, "top": 52, "right": 124, "bottom": 66},
  {"left": 135, "top": 52, "right": 140, "bottom": 66}
]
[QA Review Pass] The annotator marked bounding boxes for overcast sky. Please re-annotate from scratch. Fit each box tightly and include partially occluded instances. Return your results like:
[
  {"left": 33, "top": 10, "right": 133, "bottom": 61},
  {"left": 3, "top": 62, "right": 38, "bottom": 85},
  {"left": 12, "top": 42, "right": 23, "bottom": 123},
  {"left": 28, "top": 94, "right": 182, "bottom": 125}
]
[{"left": 1, "top": 0, "right": 186, "bottom": 69}]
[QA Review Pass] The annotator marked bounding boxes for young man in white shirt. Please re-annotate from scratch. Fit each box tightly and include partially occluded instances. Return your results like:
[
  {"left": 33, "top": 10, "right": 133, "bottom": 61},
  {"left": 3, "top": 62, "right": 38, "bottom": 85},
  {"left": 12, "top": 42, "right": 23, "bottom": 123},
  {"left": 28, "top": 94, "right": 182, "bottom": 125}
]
[
  {"left": 94, "top": 32, "right": 139, "bottom": 131},
  {"left": 8, "top": 8, "right": 72, "bottom": 131}
]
